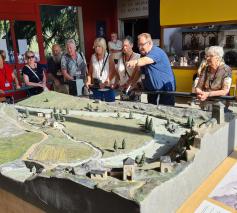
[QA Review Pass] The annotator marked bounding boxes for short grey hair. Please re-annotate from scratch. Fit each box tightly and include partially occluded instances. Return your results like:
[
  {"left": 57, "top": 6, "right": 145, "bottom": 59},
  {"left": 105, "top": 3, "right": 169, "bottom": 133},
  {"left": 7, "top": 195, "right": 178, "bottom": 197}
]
[
  {"left": 206, "top": 46, "right": 224, "bottom": 59},
  {"left": 66, "top": 39, "right": 77, "bottom": 48}
]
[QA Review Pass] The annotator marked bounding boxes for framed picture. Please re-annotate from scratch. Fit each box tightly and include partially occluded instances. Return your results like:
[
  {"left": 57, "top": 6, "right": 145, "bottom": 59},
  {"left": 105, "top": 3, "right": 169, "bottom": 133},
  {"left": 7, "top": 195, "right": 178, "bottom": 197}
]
[{"left": 96, "top": 21, "right": 106, "bottom": 39}]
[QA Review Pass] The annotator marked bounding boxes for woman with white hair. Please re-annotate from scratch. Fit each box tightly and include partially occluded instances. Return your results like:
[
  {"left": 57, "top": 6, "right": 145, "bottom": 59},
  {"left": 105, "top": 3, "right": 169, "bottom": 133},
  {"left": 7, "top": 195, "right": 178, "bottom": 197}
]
[
  {"left": 195, "top": 46, "right": 232, "bottom": 101},
  {"left": 86, "top": 37, "right": 116, "bottom": 88}
]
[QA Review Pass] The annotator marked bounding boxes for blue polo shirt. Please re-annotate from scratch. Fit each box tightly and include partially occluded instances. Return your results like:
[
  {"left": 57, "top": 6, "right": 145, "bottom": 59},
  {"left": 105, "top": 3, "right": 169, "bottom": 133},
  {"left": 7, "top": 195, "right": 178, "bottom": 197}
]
[{"left": 141, "top": 46, "right": 175, "bottom": 91}]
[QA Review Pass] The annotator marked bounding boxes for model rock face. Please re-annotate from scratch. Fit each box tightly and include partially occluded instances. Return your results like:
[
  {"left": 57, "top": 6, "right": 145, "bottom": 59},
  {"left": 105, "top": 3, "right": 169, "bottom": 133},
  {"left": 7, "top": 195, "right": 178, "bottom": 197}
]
[{"left": 0, "top": 91, "right": 231, "bottom": 213}]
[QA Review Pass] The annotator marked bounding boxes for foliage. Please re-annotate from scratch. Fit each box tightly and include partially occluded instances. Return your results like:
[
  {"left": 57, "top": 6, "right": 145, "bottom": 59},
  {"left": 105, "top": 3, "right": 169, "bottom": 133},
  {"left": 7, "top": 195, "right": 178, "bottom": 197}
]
[{"left": 40, "top": 5, "right": 80, "bottom": 52}]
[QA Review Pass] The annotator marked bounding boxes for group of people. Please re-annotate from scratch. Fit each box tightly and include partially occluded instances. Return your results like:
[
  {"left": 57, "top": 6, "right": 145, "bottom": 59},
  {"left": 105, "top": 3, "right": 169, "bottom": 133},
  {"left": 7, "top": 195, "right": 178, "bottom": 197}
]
[
  {"left": 47, "top": 32, "right": 176, "bottom": 105},
  {"left": 0, "top": 32, "right": 233, "bottom": 108}
]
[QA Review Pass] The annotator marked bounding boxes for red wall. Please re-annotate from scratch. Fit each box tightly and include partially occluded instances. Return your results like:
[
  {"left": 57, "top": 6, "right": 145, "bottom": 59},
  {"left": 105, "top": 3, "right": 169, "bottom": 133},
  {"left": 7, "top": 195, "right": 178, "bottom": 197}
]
[{"left": 0, "top": 0, "right": 118, "bottom": 62}]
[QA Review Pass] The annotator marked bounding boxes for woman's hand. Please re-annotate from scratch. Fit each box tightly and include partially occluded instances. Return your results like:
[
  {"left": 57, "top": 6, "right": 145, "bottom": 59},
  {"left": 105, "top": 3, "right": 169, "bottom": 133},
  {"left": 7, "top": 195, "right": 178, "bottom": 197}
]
[
  {"left": 196, "top": 89, "right": 209, "bottom": 101},
  {"left": 0, "top": 89, "right": 5, "bottom": 94}
]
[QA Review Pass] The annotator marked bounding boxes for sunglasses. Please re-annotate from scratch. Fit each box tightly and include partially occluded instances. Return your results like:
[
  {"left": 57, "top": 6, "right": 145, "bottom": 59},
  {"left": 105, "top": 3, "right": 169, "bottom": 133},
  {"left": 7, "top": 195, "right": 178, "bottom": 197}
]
[{"left": 27, "top": 55, "right": 35, "bottom": 59}]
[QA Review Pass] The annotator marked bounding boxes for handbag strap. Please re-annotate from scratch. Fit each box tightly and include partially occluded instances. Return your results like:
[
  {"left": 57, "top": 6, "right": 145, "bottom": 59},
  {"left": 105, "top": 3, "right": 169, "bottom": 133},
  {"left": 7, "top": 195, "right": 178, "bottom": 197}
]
[
  {"left": 100, "top": 53, "right": 109, "bottom": 77},
  {"left": 25, "top": 65, "right": 41, "bottom": 81}
]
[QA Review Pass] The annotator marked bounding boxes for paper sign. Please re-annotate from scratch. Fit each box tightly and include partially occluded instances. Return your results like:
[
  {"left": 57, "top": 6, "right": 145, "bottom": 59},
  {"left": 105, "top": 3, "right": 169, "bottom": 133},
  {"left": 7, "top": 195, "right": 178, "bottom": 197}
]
[{"left": 195, "top": 200, "right": 231, "bottom": 213}]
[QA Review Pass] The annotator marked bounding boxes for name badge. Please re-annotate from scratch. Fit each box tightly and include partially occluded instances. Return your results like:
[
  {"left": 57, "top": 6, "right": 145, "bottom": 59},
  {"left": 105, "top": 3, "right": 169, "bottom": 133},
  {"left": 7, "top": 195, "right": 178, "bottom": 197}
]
[
  {"left": 5, "top": 82, "right": 10, "bottom": 87},
  {"left": 141, "top": 74, "right": 145, "bottom": 80}
]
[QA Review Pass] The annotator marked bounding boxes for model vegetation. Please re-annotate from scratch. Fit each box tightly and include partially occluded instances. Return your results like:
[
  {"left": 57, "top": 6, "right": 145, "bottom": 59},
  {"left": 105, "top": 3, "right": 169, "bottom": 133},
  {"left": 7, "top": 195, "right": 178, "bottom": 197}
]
[{"left": 0, "top": 132, "right": 43, "bottom": 164}]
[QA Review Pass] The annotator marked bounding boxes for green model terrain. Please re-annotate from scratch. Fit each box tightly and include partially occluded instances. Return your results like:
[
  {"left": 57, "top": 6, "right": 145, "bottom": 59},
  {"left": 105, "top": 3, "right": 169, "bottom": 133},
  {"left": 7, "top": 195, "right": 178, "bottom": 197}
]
[
  {"left": 0, "top": 132, "right": 43, "bottom": 164},
  {"left": 64, "top": 115, "right": 153, "bottom": 157},
  {"left": 30, "top": 129, "right": 95, "bottom": 164},
  {"left": 18, "top": 91, "right": 108, "bottom": 110}
]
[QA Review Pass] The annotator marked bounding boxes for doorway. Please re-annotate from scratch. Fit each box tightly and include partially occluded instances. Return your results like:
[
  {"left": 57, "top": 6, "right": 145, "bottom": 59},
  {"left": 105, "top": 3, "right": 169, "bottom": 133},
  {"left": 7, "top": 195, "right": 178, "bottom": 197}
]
[{"left": 123, "top": 18, "right": 148, "bottom": 52}]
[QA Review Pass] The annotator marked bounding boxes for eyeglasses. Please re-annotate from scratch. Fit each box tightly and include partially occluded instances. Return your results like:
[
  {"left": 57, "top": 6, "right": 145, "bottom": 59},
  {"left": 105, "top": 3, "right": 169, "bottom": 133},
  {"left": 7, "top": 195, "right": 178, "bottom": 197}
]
[
  {"left": 27, "top": 55, "right": 35, "bottom": 59},
  {"left": 138, "top": 41, "right": 150, "bottom": 48}
]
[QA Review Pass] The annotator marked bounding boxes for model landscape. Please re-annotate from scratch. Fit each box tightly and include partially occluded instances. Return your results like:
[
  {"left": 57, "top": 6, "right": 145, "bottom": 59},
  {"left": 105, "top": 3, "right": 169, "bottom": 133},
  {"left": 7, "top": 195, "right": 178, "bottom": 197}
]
[{"left": 0, "top": 91, "right": 235, "bottom": 213}]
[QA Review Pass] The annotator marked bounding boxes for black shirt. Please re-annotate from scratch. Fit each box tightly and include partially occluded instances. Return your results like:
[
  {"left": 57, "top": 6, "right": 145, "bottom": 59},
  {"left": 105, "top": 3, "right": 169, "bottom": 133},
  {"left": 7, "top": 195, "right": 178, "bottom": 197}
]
[{"left": 22, "top": 63, "right": 45, "bottom": 96}]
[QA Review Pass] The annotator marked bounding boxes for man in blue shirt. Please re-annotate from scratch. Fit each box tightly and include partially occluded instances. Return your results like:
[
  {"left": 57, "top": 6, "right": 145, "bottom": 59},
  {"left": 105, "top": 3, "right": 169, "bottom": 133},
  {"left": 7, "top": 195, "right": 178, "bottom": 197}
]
[{"left": 127, "top": 33, "right": 176, "bottom": 105}]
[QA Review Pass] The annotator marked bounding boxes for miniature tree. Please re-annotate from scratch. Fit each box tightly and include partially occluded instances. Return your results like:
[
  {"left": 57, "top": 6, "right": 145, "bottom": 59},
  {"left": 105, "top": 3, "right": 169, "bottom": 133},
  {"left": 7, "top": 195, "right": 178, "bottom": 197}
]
[
  {"left": 53, "top": 107, "right": 57, "bottom": 113},
  {"left": 87, "top": 103, "right": 90, "bottom": 110},
  {"left": 59, "top": 108, "right": 62, "bottom": 114},
  {"left": 50, "top": 111, "right": 54, "bottom": 119},
  {"left": 113, "top": 140, "right": 118, "bottom": 151},
  {"left": 44, "top": 98, "right": 49, "bottom": 102},
  {"left": 191, "top": 118, "right": 195, "bottom": 129},
  {"left": 187, "top": 116, "right": 192, "bottom": 128},
  {"left": 129, "top": 111, "right": 133, "bottom": 119},
  {"left": 122, "top": 138, "right": 126, "bottom": 149},
  {"left": 117, "top": 112, "right": 120, "bottom": 118},
  {"left": 165, "top": 119, "right": 170, "bottom": 127},
  {"left": 145, "top": 115, "right": 149, "bottom": 130},
  {"left": 65, "top": 108, "right": 69, "bottom": 115},
  {"left": 139, "top": 153, "right": 146, "bottom": 167},
  {"left": 148, "top": 118, "right": 153, "bottom": 132},
  {"left": 135, "top": 155, "right": 140, "bottom": 164}
]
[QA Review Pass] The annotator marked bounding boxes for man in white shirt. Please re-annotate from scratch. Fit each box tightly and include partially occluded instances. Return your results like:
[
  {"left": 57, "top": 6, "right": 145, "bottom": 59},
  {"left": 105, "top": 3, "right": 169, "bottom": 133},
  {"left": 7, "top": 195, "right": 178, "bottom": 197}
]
[{"left": 108, "top": 33, "right": 122, "bottom": 64}]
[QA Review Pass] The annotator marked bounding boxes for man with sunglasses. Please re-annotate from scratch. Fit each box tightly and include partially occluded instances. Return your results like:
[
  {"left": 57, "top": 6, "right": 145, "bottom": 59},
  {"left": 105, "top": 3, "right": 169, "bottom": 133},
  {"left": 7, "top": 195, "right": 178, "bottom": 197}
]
[{"left": 127, "top": 33, "right": 176, "bottom": 106}]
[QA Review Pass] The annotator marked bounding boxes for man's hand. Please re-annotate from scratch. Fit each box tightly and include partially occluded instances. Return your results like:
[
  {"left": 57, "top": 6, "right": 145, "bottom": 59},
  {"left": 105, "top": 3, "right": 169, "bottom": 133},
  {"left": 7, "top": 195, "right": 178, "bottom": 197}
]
[
  {"left": 126, "top": 59, "right": 138, "bottom": 69},
  {"left": 0, "top": 89, "right": 5, "bottom": 94}
]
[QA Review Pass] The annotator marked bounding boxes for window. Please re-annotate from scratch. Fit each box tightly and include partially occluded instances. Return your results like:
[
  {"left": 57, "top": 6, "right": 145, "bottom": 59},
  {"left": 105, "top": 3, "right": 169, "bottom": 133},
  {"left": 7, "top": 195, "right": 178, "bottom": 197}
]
[
  {"left": 163, "top": 24, "right": 237, "bottom": 67},
  {"left": 0, "top": 20, "right": 14, "bottom": 63}
]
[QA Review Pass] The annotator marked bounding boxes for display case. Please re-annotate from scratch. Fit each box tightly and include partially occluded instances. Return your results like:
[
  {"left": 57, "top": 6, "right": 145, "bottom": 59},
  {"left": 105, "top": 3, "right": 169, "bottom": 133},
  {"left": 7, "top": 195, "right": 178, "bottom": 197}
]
[{"left": 163, "top": 23, "right": 237, "bottom": 68}]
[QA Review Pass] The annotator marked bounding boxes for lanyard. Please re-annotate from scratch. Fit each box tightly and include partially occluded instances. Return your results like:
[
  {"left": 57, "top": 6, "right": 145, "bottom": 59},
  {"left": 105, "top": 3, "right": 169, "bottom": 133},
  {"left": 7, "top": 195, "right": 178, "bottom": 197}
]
[{"left": 122, "top": 52, "right": 133, "bottom": 78}]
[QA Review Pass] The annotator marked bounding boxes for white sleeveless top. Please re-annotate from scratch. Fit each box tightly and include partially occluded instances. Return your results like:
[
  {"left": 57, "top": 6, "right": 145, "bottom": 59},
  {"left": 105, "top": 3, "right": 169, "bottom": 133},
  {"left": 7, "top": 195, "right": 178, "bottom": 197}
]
[
  {"left": 117, "top": 52, "right": 140, "bottom": 86},
  {"left": 91, "top": 53, "right": 110, "bottom": 83}
]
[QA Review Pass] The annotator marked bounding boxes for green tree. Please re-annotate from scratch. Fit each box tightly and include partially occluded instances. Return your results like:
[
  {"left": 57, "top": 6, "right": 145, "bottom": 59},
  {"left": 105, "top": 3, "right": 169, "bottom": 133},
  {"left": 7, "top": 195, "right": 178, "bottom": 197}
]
[
  {"left": 113, "top": 140, "right": 118, "bottom": 151},
  {"left": 145, "top": 116, "right": 149, "bottom": 130},
  {"left": 40, "top": 5, "right": 80, "bottom": 52},
  {"left": 148, "top": 118, "right": 153, "bottom": 132},
  {"left": 122, "top": 139, "right": 126, "bottom": 149},
  {"left": 135, "top": 155, "right": 140, "bottom": 164},
  {"left": 139, "top": 153, "right": 146, "bottom": 167}
]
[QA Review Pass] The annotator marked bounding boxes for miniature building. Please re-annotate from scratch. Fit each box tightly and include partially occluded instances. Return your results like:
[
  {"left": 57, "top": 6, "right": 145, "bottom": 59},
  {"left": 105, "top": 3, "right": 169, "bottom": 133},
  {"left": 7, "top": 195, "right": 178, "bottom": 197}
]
[
  {"left": 160, "top": 156, "right": 173, "bottom": 173},
  {"left": 90, "top": 170, "right": 107, "bottom": 180},
  {"left": 45, "top": 113, "right": 51, "bottom": 119},
  {"left": 123, "top": 157, "right": 135, "bottom": 181},
  {"left": 37, "top": 112, "right": 44, "bottom": 117},
  {"left": 212, "top": 102, "right": 225, "bottom": 124}
]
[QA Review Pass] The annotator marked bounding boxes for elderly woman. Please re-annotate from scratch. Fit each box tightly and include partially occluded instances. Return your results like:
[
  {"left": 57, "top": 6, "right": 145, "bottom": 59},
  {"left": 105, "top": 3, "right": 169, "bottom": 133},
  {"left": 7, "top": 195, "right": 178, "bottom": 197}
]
[
  {"left": 195, "top": 46, "right": 232, "bottom": 102},
  {"left": 22, "top": 50, "right": 47, "bottom": 96},
  {"left": 86, "top": 37, "right": 116, "bottom": 88}
]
